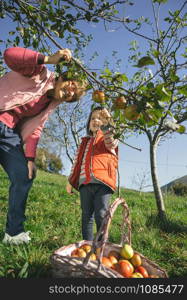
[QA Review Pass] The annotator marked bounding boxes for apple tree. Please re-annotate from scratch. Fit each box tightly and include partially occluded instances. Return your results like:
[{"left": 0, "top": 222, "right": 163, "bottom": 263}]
[{"left": 91, "top": 0, "right": 187, "bottom": 219}]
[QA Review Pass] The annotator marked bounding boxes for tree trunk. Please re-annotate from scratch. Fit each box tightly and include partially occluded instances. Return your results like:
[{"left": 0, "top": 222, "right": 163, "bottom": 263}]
[{"left": 150, "top": 141, "right": 167, "bottom": 220}]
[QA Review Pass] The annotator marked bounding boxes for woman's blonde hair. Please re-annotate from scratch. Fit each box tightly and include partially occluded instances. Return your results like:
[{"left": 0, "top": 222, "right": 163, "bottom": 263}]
[{"left": 61, "top": 71, "right": 89, "bottom": 103}]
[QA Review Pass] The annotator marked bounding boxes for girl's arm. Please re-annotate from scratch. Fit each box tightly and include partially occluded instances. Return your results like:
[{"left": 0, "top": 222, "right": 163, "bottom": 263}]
[{"left": 103, "top": 129, "right": 119, "bottom": 152}]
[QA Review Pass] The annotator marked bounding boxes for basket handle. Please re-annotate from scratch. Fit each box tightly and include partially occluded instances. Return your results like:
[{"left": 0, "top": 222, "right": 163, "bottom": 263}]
[{"left": 83, "top": 197, "right": 131, "bottom": 266}]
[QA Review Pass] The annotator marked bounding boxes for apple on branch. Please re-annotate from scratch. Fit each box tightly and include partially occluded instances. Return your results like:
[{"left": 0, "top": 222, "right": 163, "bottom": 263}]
[
  {"left": 92, "top": 90, "right": 105, "bottom": 104},
  {"left": 113, "top": 96, "right": 127, "bottom": 109}
]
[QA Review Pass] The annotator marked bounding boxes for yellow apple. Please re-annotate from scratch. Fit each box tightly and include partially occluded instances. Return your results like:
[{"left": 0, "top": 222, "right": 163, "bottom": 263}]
[
  {"left": 76, "top": 248, "right": 87, "bottom": 258},
  {"left": 130, "top": 253, "right": 142, "bottom": 267},
  {"left": 120, "top": 244, "right": 134, "bottom": 259},
  {"left": 89, "top": 253, "right": 97, "bottom": 260},
  {"left": 80, "top": 244, "right": 92, "bottom": 253},
  {"left": 131, "top": 272, "right": 144, "bottom": 278}
]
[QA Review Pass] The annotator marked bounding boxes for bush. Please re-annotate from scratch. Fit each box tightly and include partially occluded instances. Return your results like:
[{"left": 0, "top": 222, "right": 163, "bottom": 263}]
[{"left": 172, "top": 182, "right": 187, "bottom": 196}]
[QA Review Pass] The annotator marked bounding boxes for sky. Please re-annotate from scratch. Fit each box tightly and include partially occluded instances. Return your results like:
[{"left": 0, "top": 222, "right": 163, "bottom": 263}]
[{"left": 0, "top": 0, "right": 187, "bottom": 191}]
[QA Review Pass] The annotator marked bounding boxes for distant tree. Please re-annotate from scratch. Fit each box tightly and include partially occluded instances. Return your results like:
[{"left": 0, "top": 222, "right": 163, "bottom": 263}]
[
  {"left": 35, "top": 148, "right": 63, "bottom": 174},
  {"left": 172, "top": 183, "right": 187, "bottom": 196}
]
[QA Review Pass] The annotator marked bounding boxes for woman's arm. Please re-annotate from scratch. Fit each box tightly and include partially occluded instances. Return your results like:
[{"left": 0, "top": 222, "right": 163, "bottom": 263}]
[{"left": 4, "top": 47, "right": 45, "bottom": 77}]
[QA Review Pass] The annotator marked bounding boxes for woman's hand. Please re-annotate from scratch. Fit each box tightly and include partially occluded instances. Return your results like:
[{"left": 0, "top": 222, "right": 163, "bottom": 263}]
[
  {"left": 27, "top": 161, "right": 37, "bottom": 179},
  {"left": 44, "top": 49, "right": 72, "bottom": 64},
  {"left": 66, "top": 183, "right": 74, "bottom": 194}
]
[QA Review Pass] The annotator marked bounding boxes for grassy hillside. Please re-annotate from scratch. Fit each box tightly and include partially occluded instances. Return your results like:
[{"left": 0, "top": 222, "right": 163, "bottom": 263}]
[
  {"left": 0, "top": 167, "right": 187, "bottom": 278},
  {"left": 161, "top": 174, "right": 187, "bottom": 192}
]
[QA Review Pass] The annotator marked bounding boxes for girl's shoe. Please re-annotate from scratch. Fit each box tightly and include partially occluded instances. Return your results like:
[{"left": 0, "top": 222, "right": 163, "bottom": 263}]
[{"left": 2, "top": 231, "right": 31, "bottom": 245}]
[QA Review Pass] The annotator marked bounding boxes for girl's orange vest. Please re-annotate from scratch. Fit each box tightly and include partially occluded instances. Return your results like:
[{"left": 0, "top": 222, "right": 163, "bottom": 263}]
[{"left": 69, "top": 130, "right": 118, "bottom": 191}]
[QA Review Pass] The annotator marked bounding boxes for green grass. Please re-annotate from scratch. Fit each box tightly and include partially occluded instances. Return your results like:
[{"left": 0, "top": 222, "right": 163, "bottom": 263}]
[{"left": 0, "top": 167, "right": 187, "bottom": 278}]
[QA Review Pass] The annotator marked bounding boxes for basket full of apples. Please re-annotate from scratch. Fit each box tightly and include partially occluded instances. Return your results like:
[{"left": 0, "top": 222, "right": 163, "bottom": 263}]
[{"left": 50, "top": 198, "right": 168, "bottom": 278}]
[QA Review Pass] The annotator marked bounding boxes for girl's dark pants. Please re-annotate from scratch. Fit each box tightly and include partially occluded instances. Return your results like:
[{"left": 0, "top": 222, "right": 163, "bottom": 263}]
[
  {"left": 79, "top": 183, "right": 113, "bottom": 241},
  {"left": 0, "top": 122, "right": 34, "bottom": 236}
]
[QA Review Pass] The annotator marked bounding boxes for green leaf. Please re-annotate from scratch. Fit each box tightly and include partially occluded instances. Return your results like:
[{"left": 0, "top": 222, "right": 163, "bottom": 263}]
[
  {"left": 103, "top": 68, "right": 112, "bottom": 75},
  {"left": 152, "top": 49, "right": 160, "bottom": 58},
  {"left": 155, "top": 84, "right": 171, "bottom": 102},
  {"left": 177, "top": 85, "right": 187, "bottom": 97},
  {"left": 162, "top": 86, "right": 170, "bottom": 97},
  {"left": 147, "top": 82, "right": 154, "bottom": 89},
  {"left": 121, "top": 74, "right": 128, "bottom": 82},
  {"left": 153, "top": 0, "right": 168, "bottom": 3},
  {"left": 136, "top": 56, "right": 155, "bottom": 68}
]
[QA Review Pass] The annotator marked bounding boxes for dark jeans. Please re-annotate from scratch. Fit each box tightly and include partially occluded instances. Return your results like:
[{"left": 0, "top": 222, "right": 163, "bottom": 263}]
[
  {"left": 0, "top": 122, "right": 34, "bottom": 236},
  {"left": 79, "top": 183, "right": 113, "bottom": 241}
]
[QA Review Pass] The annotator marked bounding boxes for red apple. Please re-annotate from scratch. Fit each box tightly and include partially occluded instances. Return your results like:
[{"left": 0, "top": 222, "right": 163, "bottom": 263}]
[
  {"left": 113, "top": 96, "right": 127, "bottom": 109},
  {"left": 92, "top": 90, "right": 105, "bottom": 103},
  {"left": 119, "top": 261, "right": 133, "bottom": 277},
  {"left": 135, "top": 266, "right": 149, "bottom": 278}
]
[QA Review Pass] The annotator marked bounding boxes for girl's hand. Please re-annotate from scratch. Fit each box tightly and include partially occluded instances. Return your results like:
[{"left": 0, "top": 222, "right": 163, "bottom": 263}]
[{"left": 99, "top": 108, "right": 112, "bottom": 126}]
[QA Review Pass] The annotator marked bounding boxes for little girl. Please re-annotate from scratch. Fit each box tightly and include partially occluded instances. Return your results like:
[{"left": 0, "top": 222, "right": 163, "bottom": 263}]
[{"left": 66, "top": 106, "right": 118, "bottom": 241}]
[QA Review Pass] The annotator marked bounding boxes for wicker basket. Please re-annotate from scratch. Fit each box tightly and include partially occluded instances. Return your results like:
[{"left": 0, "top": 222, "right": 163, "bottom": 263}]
[{"left": 50, "top": 198, "right": 168, "bottom": 278}]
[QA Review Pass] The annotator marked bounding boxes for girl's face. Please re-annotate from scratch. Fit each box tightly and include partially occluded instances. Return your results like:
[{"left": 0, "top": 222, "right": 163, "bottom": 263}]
[{"left": 89, "top": 110, "right": 103, "bottom": 136}]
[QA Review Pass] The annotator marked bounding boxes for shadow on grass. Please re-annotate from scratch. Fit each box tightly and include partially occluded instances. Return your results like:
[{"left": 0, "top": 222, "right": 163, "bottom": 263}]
[{"left": 146, "top": 215, "right": 187, "bottom": 234}]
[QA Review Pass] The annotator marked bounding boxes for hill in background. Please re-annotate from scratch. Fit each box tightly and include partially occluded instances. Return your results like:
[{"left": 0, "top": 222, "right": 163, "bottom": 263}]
[{"left": 161, "top": 174, "right": 187, "bottom": 192}]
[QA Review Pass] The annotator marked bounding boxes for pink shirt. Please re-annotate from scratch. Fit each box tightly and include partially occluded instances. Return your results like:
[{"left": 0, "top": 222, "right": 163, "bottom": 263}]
[
  {"left": 0, "top": 95, "right": 50, "bottom": 129},
  {"left": 0, "top": 47, "right": 58, "bottom": 158}
]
